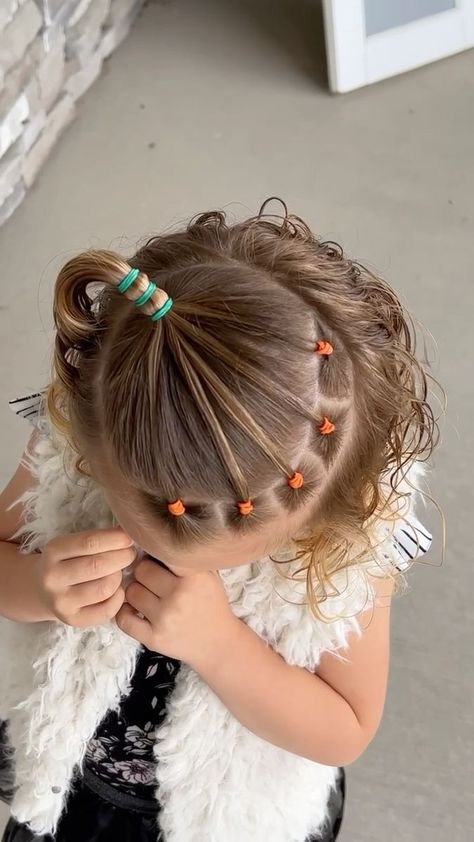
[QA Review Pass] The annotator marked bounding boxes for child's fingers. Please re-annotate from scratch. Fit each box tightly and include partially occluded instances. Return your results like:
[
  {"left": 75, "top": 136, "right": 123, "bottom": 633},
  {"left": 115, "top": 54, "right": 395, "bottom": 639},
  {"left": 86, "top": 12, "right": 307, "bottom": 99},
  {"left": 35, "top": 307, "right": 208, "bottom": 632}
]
[
  {"left": 59, "top": 546, "right": 136, "bottom": 586},
  {"left": 73, "top": 586, "right": 126, "bottom": 628},
  {"left": 134, "top": 558, "right": 176, "bottom": 597},
  {"left": 116, "top": 602, "right": 154, "bottom": 648},
  {"left": 69, "top": 571, "right": 124, "bottom": 610},
  {"left": 46, "top": 527, "right": 133, "bottom": 564},
  {"left": 125, "top": 581, "right": 159, "bottom": 620}
]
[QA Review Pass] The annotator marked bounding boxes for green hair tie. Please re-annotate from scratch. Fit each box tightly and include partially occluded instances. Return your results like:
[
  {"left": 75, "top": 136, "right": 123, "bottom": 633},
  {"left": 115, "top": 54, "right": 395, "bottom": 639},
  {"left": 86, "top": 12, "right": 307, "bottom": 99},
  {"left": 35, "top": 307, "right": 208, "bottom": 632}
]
[
  {"left": 151, "top": 297, "right": 174, "bottom": 321},
  {"left": 117, "top": 268, "right": 139, "bottom": 294},
  {"left": 134, "top": 281, "right": 157, "bottom": 307}
]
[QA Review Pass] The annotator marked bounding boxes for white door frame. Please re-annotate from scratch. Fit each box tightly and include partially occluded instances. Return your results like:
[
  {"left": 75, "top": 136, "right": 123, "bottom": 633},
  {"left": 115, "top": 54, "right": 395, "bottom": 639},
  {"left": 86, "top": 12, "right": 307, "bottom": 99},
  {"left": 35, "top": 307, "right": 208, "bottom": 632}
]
[{"left": 323, "top": 0, "right": 474, "bottom": 93}]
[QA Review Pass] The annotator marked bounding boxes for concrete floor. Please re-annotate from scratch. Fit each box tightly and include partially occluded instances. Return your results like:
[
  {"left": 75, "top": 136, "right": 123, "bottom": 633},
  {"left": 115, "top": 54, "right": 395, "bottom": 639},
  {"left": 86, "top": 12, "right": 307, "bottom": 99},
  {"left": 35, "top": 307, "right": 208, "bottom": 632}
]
[{"left": 1, "top": 1, "right": 473, "bottom": 840}]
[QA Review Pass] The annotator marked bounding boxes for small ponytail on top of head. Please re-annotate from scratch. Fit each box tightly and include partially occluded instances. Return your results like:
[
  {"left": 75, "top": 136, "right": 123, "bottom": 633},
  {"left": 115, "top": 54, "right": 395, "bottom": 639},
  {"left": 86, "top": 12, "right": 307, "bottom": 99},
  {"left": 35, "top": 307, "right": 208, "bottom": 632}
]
[
  {"left": 49, "top": 249, "right": 174, "bottom": 438},
  {"left": 48, "top": 250, "right": 130, "bottom": 434}
]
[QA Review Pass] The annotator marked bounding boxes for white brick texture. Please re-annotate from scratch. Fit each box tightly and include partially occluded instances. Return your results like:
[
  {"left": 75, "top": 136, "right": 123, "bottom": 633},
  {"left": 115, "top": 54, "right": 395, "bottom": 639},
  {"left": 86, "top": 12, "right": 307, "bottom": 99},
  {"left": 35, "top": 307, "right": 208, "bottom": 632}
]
[
  {"left": 0, "top": 95, "right": 29, "bottom": 158},
  {"left": 0, "top": 0, "right": 145, "bottom": 225},
  {"left": 23, "top": 92, "right": 75, "bottom": 186},
  {"left": 0, "top": 1, "right": 42, "bottom": 77}
]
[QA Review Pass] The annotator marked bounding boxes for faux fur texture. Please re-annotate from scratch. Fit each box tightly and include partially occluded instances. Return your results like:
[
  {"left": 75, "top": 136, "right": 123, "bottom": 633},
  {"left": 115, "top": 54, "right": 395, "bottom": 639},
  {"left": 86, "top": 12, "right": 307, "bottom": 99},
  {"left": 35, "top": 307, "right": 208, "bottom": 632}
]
[{"left": 0, "top": 423, "right": 415, "bottom": 840}]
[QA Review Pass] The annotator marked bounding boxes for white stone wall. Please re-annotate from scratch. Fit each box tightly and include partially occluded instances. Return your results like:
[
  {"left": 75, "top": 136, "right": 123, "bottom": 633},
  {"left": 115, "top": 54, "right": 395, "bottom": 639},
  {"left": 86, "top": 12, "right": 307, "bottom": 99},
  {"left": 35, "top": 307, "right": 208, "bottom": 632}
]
[{"left": 0, "top": 0, "right": 145, "bottom": 226}]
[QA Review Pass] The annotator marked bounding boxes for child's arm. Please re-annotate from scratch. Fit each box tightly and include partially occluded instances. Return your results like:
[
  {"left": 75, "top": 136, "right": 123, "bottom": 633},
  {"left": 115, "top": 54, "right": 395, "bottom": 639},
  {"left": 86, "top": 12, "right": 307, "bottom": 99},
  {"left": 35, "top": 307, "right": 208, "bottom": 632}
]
[
  {"left": 0, "top": 435, "right": 51, "bottom": 621},
  {"left": 191, "top": 577, "right": 393, "bottom": 767},
  {"left": 0, "top": 439, "right": 135, "bottom": 624}
]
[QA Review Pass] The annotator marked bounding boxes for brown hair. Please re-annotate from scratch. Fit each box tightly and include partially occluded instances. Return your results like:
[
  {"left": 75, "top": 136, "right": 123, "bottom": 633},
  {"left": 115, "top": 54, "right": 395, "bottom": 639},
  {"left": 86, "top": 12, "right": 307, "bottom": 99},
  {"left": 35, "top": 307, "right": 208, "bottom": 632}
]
[{"left": 48, "top": 203, "right": 438, "bottom": 613}]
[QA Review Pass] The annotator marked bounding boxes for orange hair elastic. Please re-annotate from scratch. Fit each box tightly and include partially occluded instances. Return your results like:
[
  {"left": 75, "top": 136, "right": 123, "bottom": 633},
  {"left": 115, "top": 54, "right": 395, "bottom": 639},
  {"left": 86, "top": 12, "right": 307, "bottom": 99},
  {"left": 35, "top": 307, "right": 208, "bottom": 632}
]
[
  {"left": 168, "top": 499, "right": 186, "bottom": 516},
  {"left": 315, "top": 340, "right": 334, "bottom": 355},
  {"left": 319, "top": 417, "right": 336, "bottom": 435},
  {"left": 288, "top": 471, "right": 304, "bottom": 489},
  {"left": 238, "top": 499, "right": 254, "bottom": 516}
]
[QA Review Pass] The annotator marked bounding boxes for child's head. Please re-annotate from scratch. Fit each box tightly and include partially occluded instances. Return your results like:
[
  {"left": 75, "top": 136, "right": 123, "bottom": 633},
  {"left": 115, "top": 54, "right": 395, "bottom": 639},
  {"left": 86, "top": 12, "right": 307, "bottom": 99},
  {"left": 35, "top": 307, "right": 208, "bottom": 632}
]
[{"left": 48, "top": 204, "right": 436, "bottom": 598}]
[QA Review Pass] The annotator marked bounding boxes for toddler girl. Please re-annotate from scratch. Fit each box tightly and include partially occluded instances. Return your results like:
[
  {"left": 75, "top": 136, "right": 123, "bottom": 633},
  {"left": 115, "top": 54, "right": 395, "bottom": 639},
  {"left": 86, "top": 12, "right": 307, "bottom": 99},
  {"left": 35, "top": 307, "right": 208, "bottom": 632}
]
[{"left": 0, "top": 202, "right": 436, "bottom": 842}]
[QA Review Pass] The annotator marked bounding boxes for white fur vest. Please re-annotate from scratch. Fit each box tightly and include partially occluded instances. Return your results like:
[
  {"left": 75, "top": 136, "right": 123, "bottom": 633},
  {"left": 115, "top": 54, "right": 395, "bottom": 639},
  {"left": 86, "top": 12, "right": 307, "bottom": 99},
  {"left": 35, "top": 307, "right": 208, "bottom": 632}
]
[{"left": 0, "top": 420, "right": 427, "bottom": 841}]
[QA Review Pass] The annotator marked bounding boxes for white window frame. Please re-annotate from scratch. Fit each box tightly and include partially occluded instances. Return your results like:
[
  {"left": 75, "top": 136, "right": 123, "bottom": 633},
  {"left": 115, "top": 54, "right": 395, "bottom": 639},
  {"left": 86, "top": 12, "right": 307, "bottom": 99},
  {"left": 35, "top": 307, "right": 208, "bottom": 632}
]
[{"left": 323, "top": 0, "right": 474, "bottom": 93}]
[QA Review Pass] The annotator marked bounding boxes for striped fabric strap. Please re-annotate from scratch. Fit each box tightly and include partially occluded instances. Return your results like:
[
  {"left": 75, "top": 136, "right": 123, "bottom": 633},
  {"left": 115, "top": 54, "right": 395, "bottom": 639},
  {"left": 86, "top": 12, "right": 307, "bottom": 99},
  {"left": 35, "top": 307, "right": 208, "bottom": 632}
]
[
  {"left": 391, "top": 514, "right": 432, "bottom": 570},
  {"left": 9, "top": 392, "right": 43, "bottom": 426}
]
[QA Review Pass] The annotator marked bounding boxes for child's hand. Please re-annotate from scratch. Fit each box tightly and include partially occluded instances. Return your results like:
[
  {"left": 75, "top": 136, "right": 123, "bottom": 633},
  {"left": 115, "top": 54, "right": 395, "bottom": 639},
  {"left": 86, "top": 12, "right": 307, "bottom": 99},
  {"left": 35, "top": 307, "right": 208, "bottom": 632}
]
[
  {"left": 116, "top": 558, "right": 239, "bottom": 667},
  {"left": 36, "top": 527, "right": 135, "bottom": 627}
]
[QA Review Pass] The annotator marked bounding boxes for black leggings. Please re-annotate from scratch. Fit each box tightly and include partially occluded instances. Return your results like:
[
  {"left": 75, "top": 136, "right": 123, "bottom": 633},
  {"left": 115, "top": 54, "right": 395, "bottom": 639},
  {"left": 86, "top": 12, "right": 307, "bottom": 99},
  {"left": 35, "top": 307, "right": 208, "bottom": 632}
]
[{"left": 2, "top": 769, "right": 345, "bottom": 842}]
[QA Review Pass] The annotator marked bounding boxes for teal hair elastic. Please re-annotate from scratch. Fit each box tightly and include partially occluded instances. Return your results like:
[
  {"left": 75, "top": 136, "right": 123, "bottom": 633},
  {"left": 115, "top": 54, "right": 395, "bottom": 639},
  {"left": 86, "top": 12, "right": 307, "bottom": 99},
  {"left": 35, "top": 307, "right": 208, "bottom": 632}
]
[
  {"left": 117, "top": 267, "right": 173, "bottom": 321},
  {"left": 151, "top": 297, "right": 174, "bottom": 321},
  {"left": 117, "top": 267, "right": 139, "bottom": 294},
  {"left": 134, "top": 281, "right": 157, "bottom": 307}
]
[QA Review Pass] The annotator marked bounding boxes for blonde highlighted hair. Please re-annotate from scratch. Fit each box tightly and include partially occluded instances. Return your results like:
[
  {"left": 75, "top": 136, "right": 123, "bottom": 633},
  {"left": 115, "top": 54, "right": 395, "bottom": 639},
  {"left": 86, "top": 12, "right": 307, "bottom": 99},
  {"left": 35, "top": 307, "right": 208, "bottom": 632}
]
[{"left": 48, "top": 203, "right": 439, "bottom": 614}]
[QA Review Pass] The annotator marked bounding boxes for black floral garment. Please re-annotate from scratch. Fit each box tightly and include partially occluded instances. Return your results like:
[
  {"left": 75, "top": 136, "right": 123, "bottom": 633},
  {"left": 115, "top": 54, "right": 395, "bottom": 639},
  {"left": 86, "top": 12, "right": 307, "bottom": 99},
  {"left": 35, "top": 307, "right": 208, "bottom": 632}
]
[{"left": 85, "top": 648, "right": 181, "bottom": 800}]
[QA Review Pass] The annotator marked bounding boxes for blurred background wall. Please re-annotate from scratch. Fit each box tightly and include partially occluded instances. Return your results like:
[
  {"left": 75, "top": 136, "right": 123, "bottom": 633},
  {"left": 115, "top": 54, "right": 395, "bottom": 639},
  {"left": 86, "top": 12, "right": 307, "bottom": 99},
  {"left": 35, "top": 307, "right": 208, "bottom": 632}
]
[{"left": 0, "top": 0, "right": 145, "bottom": 226}]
